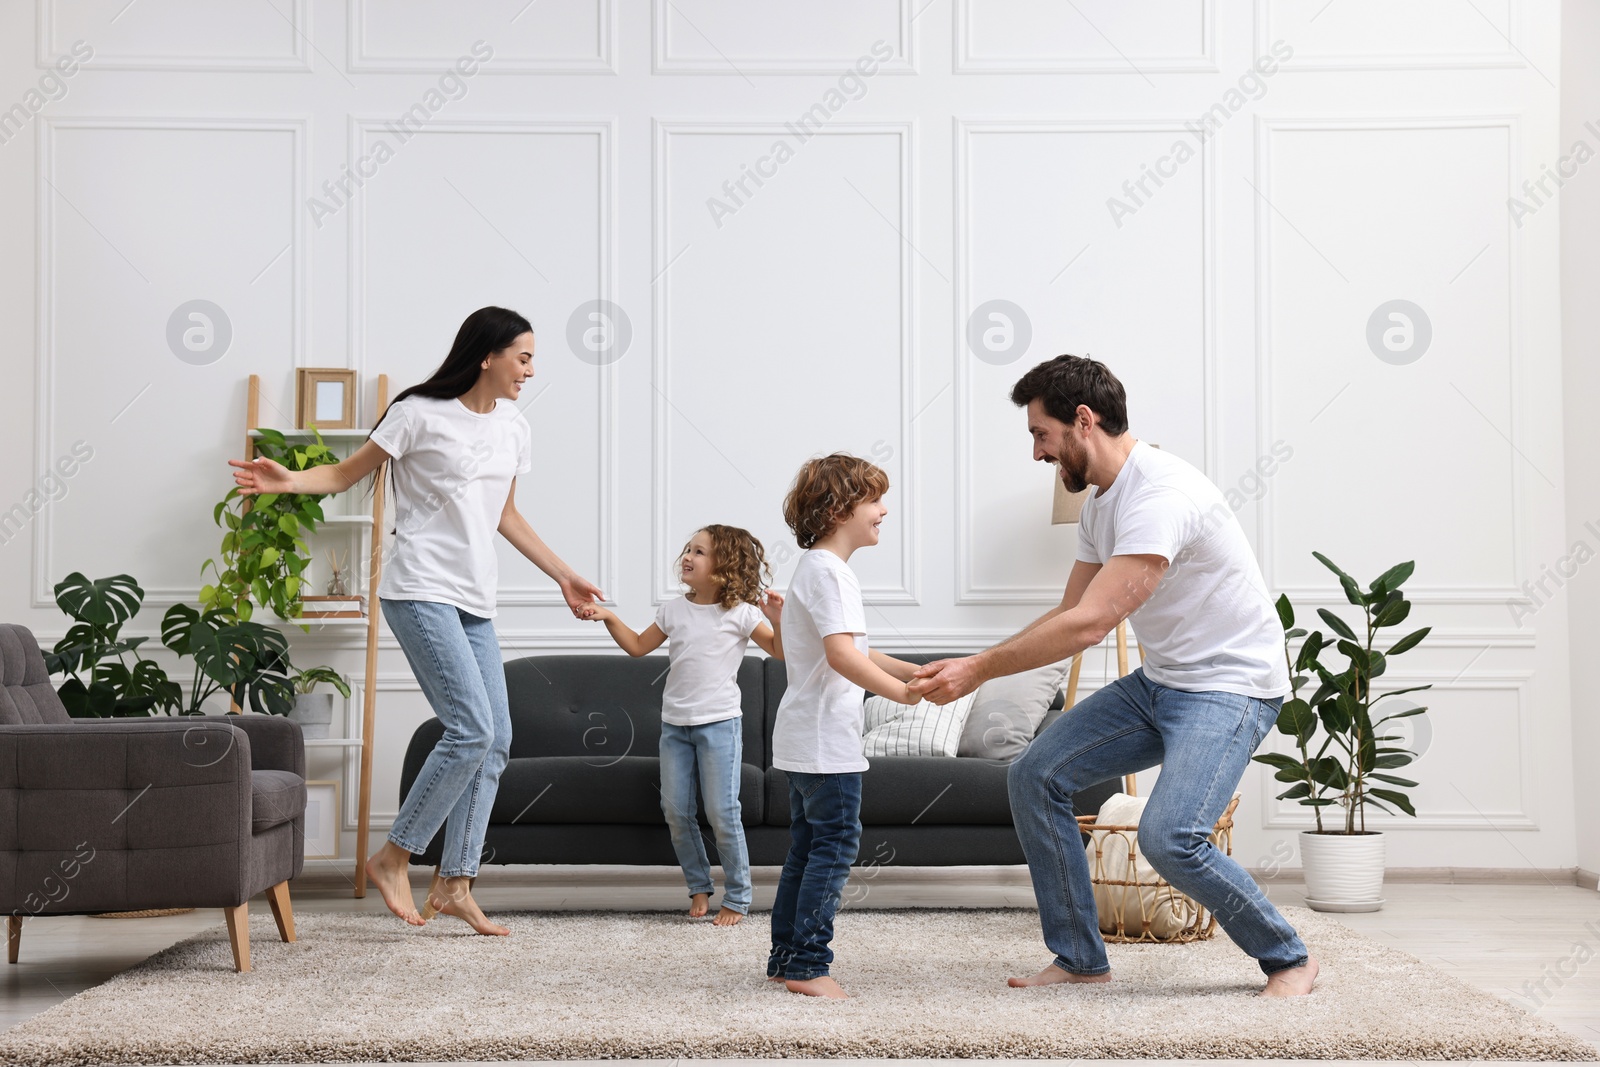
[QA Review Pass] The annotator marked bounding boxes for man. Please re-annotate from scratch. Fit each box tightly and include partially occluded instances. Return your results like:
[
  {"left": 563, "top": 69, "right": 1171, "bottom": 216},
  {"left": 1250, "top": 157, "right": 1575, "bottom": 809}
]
[{"left": 910, "top": 354, "right": 1316, "bottom": 997}]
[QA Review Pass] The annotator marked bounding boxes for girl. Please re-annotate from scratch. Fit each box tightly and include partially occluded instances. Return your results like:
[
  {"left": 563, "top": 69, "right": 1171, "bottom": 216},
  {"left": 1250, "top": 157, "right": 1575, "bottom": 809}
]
[
  {"left": 229, "top": 306, "right": 604, "bottom": 936},
  {"left": 582, "top": 525, "right": 783, "bottom": 926}
]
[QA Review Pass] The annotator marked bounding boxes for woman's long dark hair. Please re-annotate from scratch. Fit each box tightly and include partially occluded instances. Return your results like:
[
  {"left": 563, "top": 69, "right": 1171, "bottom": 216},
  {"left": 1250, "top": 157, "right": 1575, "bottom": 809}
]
[{"left": 365, "top": 306, "right": 533, "bottom": 521}]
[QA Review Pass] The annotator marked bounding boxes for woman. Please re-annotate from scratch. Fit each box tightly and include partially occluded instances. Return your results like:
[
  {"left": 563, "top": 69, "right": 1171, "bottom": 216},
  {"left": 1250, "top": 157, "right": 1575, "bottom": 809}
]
[{"left": 229, "top": 306, "right": 603, "bottom": 935}]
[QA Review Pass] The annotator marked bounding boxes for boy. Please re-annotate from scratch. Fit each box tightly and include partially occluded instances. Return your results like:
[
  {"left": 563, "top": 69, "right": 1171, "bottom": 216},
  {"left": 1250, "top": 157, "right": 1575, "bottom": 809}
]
[{"left": 767, "top": 452, "right": 920, "bottom": 999}]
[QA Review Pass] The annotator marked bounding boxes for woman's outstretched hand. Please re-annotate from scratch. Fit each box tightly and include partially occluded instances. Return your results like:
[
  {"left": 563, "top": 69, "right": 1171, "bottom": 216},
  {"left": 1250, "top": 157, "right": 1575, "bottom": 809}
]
[
  {"left": 560, "top": 574, "right": 605, "bottom": 618},
  {"left": 228, "top": 456, "right": 295, "bottom": 496}
]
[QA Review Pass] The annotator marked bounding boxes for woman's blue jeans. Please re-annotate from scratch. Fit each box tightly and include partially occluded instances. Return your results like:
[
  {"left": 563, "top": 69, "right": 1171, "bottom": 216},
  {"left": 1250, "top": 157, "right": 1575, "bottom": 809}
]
[
  {"left": 659, "top": 718, "right": 752, "bottom": 914},
  {"left": 381, "top": 598, "right": 511, "bottom": 878},
  {"left": 767, "top": 771, "right": 863, "bottom": 981},
  {"left": 1007, "top": 667, "right": 1309, "bottom": 977}
]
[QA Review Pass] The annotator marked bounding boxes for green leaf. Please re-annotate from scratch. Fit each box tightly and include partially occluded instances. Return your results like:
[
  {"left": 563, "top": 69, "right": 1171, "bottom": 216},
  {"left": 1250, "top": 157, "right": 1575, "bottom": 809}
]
[
  {"left": 1254, "top": 752, "right": 1307, "bottom": 773},
  {"left": 1317, "top": 608, "right": 1358, "bottom": 642},
  {"left": 1279, "top": 698, "right": 1318, "bottom": 746},
  {"left": 1275, "top": 782, "right": 1313, "bottom": 801},
  {"left": 1374, "top": 596, "right": 1411, "bottom": 628},
  {"left": 1371, "top": 772, "right": 1419, "bottom": 788},
  {"left": 1276, "top": 594, "right": 1294, "bottom": 631},
  {"left": 1337, "top": 639, "right": 1370, "bottom": 671},
  {"left": 1368, "top": 788, "right": 1418, "bottom": 817},
  {"left": 1374, "top": 684, "right": 1432, "bottom": 701},
  {"left": 278, "top": 514, "right": 299, "bottom": 537},
  {"left": 1371, "top": 560, "right": 1416, "bottom": 596},
  {"left": 259, "top": 546, "right": 280, "bottom": 569},
  {"left": 1386, "top": 627, "right": 1431, "bottom": 657}
]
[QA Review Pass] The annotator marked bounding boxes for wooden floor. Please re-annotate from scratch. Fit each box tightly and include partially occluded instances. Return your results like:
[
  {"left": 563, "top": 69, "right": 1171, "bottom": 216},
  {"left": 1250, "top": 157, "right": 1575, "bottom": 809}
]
[{"left": 3, "top": 867, "right": 1597, "bottom": 1064}]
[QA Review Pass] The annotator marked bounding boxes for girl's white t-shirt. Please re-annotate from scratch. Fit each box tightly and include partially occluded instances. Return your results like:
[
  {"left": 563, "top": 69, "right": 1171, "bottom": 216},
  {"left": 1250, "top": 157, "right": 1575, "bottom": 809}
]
[
  {"left": 653, "top": 596, "right": 764, "bottom": 726},
  {"left": 770, "top": 548, "right": 870, "bottom": 775},
  {"left": 369, "top": 395, "right": 531, "bottom": 619}
]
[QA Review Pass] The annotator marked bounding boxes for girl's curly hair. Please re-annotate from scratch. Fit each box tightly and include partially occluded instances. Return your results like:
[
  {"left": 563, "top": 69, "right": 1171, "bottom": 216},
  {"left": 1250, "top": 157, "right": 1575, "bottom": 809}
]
[
  {"left": 782, "top": 453, "right": 890, "bottom": 550},
  {"left": 683, "top": 524, "right": 771, "bottom": 609}
]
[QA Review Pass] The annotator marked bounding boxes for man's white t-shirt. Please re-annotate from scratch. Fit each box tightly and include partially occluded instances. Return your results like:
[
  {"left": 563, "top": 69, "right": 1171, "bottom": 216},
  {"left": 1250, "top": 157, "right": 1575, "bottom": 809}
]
[
  {"left": 771, "top": 548, "right": 870, "bottom": 775},
  {"left": 654, "top": 596, "right": 765, "bottom": 727},
  {"left": 369, "top": 395, "right": 531, "bottom": 619},
  {"left": 1077, "top": 440, "right": 1289, "bottom": 699}
]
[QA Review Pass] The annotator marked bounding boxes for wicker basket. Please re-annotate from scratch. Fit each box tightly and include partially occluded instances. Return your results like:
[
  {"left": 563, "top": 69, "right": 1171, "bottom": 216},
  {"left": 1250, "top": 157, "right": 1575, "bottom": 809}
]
[{"left": 1074, "top": 788, "right": 1240, "bottom": 944}]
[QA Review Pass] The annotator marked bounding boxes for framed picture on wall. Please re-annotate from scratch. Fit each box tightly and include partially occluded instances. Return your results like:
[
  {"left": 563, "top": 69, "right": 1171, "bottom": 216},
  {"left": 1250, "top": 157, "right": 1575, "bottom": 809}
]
[
  {"left": 296, "top": 368, "right": 357, "bottom": 429},
  {"left": 303, "top": 779, "right": 341, "bottom": 860}
]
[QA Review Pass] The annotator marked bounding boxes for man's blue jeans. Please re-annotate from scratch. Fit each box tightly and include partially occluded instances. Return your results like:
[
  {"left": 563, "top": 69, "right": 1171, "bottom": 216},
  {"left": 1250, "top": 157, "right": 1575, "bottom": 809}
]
[
  {"left": 381, "top": 598, "right": 511, "bottom": 879},
  {"left": 767, "top": 771, "right": 863, "bottom": 980},
  {"left": 659, "top": 718, "right": 752, "bottom": 914},
  {"left": 1008, "top": 667, "right": 1308, "bottom": 977}
]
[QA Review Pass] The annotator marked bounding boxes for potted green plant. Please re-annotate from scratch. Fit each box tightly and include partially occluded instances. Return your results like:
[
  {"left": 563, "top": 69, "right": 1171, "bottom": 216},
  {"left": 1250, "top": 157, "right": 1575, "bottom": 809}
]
[
  {"left": 43, "top": 573, "right": 180, "bottom": 717},
  {"left": 202, "top": 428, "right": 340, "bottom": 625},
  {"left": 158, "top": 603, "right": 298, "bottom": 716},
  {"left": 1254, "top": 552, "right": 1432, "bottom": 912},
  {"left": 288, "top": 666, "right": 351, "bottom": 738}
]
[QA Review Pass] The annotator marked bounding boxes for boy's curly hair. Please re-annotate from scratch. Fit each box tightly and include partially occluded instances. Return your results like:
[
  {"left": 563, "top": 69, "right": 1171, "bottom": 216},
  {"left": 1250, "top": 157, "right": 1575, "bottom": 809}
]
[
  {"left": 782, "top": 453, "right": 890, "bottom": 550},
  {"left": 684, "top": 524, "right": 771, "bottom": 609}
]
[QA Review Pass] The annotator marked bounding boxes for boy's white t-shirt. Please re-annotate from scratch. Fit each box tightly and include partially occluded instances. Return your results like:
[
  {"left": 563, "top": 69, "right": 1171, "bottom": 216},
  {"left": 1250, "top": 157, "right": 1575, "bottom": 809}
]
[
  {"left": 369, "top": 395, "right": 531, "bottom": 619},
  {"left": 654, "top": 595, "right": 765, "bottom": 726},
  {"left": 1076, "top": 440, "right": 1289, "bottom": 699},
  {"left": 771, "top": 548, "right": 870, "bottom": 775}
]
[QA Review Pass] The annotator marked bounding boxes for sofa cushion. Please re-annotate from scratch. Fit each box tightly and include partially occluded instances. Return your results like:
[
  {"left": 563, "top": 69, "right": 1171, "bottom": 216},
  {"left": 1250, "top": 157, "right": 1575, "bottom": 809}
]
[
  {"left": 957, "top": 658, "right": 1073, "bottom": 761},
  {"left": 766, "top": 758, "right": 1015, "bottom": 827},
  {"left": 250, "top": 769, "right": 306, "bottom": 833},
  {"left": 493, "top": 756, "right": 764, "bottom": 826}
]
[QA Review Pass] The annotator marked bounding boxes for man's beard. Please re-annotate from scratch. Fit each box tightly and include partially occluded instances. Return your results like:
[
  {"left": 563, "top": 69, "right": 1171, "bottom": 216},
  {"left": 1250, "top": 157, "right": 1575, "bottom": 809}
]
[{"left": 1057, "top": 441, "right": 1091, "bottom": 494}]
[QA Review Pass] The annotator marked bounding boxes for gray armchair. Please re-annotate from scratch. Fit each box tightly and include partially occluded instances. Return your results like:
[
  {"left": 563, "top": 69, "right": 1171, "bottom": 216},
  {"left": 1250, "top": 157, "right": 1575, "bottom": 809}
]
[{"left": 0, "top": 623, "right": 307, "bottom": 972}]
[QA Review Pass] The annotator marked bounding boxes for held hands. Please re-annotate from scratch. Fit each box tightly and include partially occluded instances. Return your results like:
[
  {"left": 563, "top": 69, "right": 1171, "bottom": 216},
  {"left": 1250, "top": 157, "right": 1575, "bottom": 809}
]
[
  {"left": 559, "top": 574, "right": 605, "bottom": 619},
  {"left": 578, "top": 604, "right": 614, "bottom": 623},
  {"left": 227, "top": 456, "right": 295, "bottom": 496},
  {"left": 759, "top": 588, "right": 784, "bottom": 626},
  {"left": 907, "top": 655, "right": 985, "bottom": 706}
]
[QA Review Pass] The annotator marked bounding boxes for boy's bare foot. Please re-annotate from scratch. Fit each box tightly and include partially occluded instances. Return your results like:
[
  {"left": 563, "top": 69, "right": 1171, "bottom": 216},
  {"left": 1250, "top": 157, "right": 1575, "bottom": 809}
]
[
  {"left": 712, "top": 907, "right": 744, "bottom": 927},
  {"left": 364, "top": 844, "right": 423, "bottom": 926},
  {"left": 785, "top": 975, "right": 848, "bottom": 998},
  {"left": 1007, "top": 963, "right": 1112, "bottom": 987},
  {"left": 426, "top": 876, "right": 509, "bottom": 936},
  {"left": 1260, "top": 956, "right": 1319, "bottom": 997},
  {"left": 689, "top": 893, "right": 710, "bottom": 918}
]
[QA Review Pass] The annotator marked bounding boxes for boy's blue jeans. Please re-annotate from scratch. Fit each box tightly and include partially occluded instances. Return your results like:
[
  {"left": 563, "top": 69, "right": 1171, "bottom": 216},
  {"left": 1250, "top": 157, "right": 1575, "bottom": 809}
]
[
  {"left": 381, "top": 598, "right": 511, "bottom": 878},
  {"left": 659, "top": 718, "right": 752, "bottom": 914},
  {"left": 767, "top": 771, "right": 863, "bottom": 981},
  {"left": 1008, "top": 667, "right": 1309, "bottom": 977}
]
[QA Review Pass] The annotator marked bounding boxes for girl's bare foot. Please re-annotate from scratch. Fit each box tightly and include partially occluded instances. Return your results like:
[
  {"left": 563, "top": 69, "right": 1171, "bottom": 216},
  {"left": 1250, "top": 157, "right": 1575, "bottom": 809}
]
[
  {"left": 426, "top": 875, "right": 510, "bottom": 936},
  {"left": 1260, "top": 956, "right": 1319, "bottom": 997},
  {"left": 712, "top": 907, "right": 744, "bottom": 927},
  {"left": 1007, "top": 963, "right": 1112, "bottom": 987},
  {"left": 364, "top": 843, "right": 423, "bottom": 926},
  {"left": 689, "top": 893, "right": 711, "bottom": 918},
  {"left": 785, "top": 975, "right": 848, "bottom": 998}
]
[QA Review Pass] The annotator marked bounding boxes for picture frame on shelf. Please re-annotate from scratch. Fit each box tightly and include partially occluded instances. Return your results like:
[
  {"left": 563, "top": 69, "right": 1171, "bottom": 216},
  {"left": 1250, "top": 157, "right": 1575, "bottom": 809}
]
[
  {"left": 296, "top": 368, "right": 357, "bottom": 429},
  {"left": 303, "top": 779, "right": 341, "bottom": 860}
]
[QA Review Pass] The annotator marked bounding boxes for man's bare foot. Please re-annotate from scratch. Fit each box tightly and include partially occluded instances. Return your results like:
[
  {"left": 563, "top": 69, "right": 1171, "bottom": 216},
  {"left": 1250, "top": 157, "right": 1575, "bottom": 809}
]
[
  {"left": 712, "top": 907, "right": 744, "bottom": 927},
  {"left": 1007, "top": 963, "right": 1112, "bottom": 988},
  {"left": 785, "top": 975, "right": 848, "bottom": 998},
  {"left": 1260, "top": 956, "right": 1319, "bottom": 997},
  {"left": 689, "top": 893, "right": 710, "bottom": 918},
  {"left": 364, "top": 843, "right": 423, "bottom": 926},
  {"left": 426, "top": 876, "right": 510, "bottom": 936}
]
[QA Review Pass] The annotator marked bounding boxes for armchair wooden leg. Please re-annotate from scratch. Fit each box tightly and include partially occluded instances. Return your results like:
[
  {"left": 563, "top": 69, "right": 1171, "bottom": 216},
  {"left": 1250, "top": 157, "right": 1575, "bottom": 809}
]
[
  {"left": 265, "top": 881, "right": 296, "bottom": 943},
  {"left": 223, "top": 902, "right": 251, "bottom": 973},
  {"left": 8, "top": 915, "right": 20, "bottom": 964}
]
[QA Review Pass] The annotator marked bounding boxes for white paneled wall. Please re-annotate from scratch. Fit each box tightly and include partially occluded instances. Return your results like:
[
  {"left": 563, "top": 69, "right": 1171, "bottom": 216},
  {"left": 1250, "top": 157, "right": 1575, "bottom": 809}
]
[{"left": 0, "top": 0, "right": 1578, "bottom": 873}]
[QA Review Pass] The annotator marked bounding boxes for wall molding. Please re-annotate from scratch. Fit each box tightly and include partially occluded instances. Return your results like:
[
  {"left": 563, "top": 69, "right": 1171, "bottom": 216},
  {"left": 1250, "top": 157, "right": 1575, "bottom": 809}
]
[
  {"left": 347, "top": 117, "right": 618, "bottom": 607},
  {"left": 1254, "top": 0, "right": 1525, "bottom": 72},
  {"left": 954, "top": 0, "right": 1216, "bottom": 74},
  {"left": 37, "top": 0, "right": 312, "bottom": 72},
  {"left": 952, "top": 118, "right": 1215, "bottom": 604},
  {"left": 347, "top": 0, "right": 616, "bottom": 74},
  {"left": 651, "top": 120, "right": 920, "bottom": 605},
  {"left": 652, "top": 0, "right": 915, "bottom": 74}
]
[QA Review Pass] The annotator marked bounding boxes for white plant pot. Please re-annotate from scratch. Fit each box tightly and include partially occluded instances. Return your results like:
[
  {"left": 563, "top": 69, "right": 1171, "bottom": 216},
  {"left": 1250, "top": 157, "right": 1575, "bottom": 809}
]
[
  {"left": 289, "top": 693, "right": 335, "bottom": 739},
  {"left": 1300, "top": 830, "right": 1386, "bottom": 912}
]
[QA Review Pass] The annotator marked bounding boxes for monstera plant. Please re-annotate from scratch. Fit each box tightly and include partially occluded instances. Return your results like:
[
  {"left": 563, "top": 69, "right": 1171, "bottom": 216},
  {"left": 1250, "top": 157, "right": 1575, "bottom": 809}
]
[
  {"left": 158, "top": 603, "right": 297, "bottom": 717},
  {"left": 44, "top": 572, "right": 180, "bottom": 717}
]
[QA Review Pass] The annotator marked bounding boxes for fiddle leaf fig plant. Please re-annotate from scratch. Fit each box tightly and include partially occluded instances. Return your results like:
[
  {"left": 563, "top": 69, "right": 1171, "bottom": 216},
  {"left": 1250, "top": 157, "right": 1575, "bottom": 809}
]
[
  {"left": 1254, "top": 553, "right": 1433, "bottom": 834},
  {"left": 44, "top": 572, "right": 180, "bottom": 717},
  {"left": 202, "top": 428, "right": 339, "bottom": 625}
]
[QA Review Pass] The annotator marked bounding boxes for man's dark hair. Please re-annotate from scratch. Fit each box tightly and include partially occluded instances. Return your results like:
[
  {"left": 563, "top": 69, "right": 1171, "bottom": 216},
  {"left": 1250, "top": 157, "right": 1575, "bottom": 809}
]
[{"left": 1009, "top": 354, "right": 1129, "bottom": 436}]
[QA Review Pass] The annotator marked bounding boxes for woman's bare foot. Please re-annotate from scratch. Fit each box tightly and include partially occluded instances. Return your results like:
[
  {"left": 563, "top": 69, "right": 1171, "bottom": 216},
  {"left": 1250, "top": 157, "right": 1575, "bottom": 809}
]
[
  {"left": 1260, "top": 956, "right": 1319, "bottom": 997},
  {"left": 1007, "top": 963, "right": 1112, "bottom": 988},
  {"left": 689, "top": 893, "right": 711, "bottom": 918},
  {"left": 426, "top": 875, "right": 510, "bottom": 936},
  {"left": 712, "top": 907, "right": 744, "bottom": 927},
  {"left": 785, "top": 975, "right": 848, "bottom": 998},
  {"left": 418, "top": 870, "right": 478, "bottom": 921},
  {"left": 364, "top": 843, "right": 423, "bottom": 926}
]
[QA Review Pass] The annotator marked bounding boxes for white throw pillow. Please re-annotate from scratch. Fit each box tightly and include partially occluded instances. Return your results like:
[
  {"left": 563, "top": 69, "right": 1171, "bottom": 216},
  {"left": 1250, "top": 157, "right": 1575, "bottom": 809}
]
[
  {"left": 1086, "top": 791, "right": 1236, "bottom": 939},
  {"left": 861, "top": 691, "right": 977, "bottom": 758},
  {"left": 956, "top": 658, "right": 1074, "bottom": 760}
]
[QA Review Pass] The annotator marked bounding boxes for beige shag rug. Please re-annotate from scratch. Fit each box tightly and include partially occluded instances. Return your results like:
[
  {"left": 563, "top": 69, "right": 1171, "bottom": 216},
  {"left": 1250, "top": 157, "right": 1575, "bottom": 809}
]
[{"left": 0, "top": 906, "right": 1592, "bottom": 1063}]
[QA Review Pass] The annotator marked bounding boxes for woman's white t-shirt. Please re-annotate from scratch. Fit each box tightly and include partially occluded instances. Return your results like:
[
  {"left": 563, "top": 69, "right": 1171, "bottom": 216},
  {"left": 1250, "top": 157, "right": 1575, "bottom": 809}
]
[
  {"left": 653, "top": 596, "right": 764, "bottom": 726},
  {"left": 369, "top": 395, "right": 531, "bottom": 619},
  {"left": 770, "top": 548, "right": 870, "bottom": 775},
  {"left": 1076, "top": 440, "right": 1289, "bottom": 699}
]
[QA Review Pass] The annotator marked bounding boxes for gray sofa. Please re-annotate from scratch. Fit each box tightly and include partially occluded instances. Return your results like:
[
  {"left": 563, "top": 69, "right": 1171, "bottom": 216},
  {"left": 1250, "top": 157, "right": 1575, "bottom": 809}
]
[
  {"left": 401, "top": 652, "right": 1118, "bottom": 869},
  {"left": 0, "top": 624, "right": 307, "bottom": 972}
]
